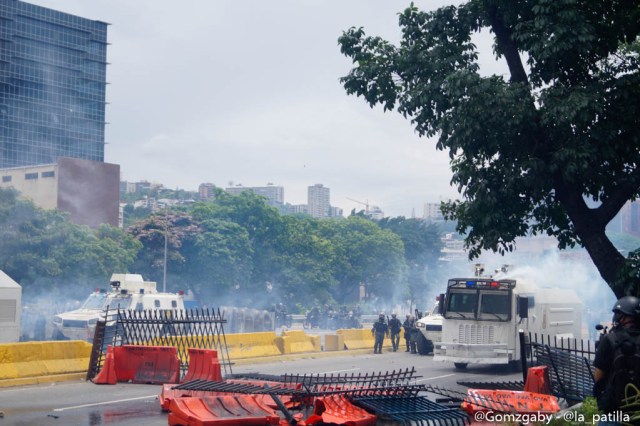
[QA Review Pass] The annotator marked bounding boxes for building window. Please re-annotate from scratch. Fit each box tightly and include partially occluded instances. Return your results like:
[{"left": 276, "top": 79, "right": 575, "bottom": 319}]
[
  {"left": 1, "top": 176, "right": 11, "bottom": 182},
  {"left": 25, "top": 172, "right": 38, "bottom": 180},
  {"left": 41, "top": 171, "right": 55, "bottom": 178}
]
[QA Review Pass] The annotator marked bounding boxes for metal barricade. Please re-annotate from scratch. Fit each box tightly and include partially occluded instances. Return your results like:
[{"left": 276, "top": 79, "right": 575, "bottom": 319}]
[{"left": 86, "top": 307, "right": 230, "bottom": 380}]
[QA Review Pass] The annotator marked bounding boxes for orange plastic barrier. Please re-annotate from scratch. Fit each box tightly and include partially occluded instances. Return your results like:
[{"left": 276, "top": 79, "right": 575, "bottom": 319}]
[
  {"left": 167, "top": 395, "right": 280, "bottom": 426},
  {"left": 92, "top": 346, "right": 117, "bottom": 385},
  {"left": 161, "top": 384, "right": 234, "bottom": 412},
  {"left": 461, "top": 389, "right": 560, "bottom": 415},
  {"left": 524, "top": 365, "right": 552, "bottom": 395},
  {"left": 306, "top": 395, "right": 377, "bottom": 426},
  {"left": 225, "top": 379, "right": 300, "bottom": 409},
  {"left": 113, "top": 345, "right": 180, "bottom": 384},
  {"left": 182, "top": 349, "right": 222, "bottom": 383}
]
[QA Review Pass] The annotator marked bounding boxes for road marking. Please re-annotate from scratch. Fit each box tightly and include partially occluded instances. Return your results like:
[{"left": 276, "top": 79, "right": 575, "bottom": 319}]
[
  {"left": 415, "top": 373, "right": 456, "bottom": 382},
  {"left": 319, "top": 368, "right": 360, "bottom": 374},
  {"left": 53, "top": 395, "right": 157, "bottom": 412}
]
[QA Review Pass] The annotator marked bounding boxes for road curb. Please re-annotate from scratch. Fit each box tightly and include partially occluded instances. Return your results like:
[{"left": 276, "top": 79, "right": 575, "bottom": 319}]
[{"left": 0, "top": 372, "right": 86, "bottom": 388}]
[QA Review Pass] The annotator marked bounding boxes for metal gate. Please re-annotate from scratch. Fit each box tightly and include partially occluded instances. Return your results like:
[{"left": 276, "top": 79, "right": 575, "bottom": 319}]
[{"left": 86, "top": 307, "right": 230, "bottom": 380}]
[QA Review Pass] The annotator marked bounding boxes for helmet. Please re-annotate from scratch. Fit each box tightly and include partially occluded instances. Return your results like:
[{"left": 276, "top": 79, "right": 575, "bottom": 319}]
[
  {"left": 378, "top": 313, "right": 385, "bottom": 320},
  {"left": 612, "top": 296, "right": 640, "bottom": 318},
  {"left": 391, "top": 313, "right": 397, "bottom": 318}
]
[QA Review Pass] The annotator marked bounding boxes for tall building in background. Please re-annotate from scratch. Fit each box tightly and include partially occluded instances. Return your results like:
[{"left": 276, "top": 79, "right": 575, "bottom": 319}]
[
  {"left": 0, "top": 1, "right": 116, "bottom": 228},
  {"left": 198, "top": 182, "right": 216, "bottom": 200},
  {"left": 423, "top": 202, "right": 444, "bottom": 221},
  {"left": 307, "top": 183, "right": 330, "bottom": 218},
  {"left": 225, "top": 183, "right": 284, "bottom": 208},
  {"left": 0, "top": 0, "right": 108, "bottom": 168}
]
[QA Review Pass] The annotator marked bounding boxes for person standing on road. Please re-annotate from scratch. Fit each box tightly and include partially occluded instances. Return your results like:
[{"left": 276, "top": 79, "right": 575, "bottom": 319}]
[
  {"left": 371, "top": 313, "right": 389, "bottom": 354},
  {"left": 402, "top": 314, "right": 412, "bottom": 352},
  {"left": 409, "top": 316, "right": 419, "bottom": 354},
  {"left": 388, "top": 313, "right": 402, "bottom": 352}
]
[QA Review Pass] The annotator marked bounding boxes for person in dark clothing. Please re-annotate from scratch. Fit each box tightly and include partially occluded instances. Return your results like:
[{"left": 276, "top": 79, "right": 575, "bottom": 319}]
[
  {"left": 371, "top": 313, "right": 389, "bottom": 354},
  {"left": 409, "top": 316, "right": 419, "bottom": 353},
  {"left": 402, "top": 314, "right": 412, "bottom": 352},
  {"left": 388, "top": 313, "right": 402, "bottom": 352},
  {"left": 593, "top": 295, "right": 640, "bottom": 422}
]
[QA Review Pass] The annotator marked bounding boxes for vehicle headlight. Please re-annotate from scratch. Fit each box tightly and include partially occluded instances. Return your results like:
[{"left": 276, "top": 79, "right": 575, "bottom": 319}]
[
  {"left": 53, "top": 316, "right": 62, "bottom": 326},
  {"left": 416, "top": 322, "right": 425, "bottom": 328}
]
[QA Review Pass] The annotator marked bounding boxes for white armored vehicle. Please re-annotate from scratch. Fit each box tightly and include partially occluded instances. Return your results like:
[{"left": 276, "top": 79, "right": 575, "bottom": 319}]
[
  {"left": 434, "top": 275, "right": 583, "bottom": 369},
  {"left": 415, "top": 300, "right": 444, "bottom": 354},
  {"left": 52, "top": 273, "right": 185, "bottom": 341}
]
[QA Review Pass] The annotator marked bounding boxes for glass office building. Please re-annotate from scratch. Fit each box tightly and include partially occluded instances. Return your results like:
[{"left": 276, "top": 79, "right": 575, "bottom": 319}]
[{"left": 0, "top": 0, "right": 108, "bottom": 168}]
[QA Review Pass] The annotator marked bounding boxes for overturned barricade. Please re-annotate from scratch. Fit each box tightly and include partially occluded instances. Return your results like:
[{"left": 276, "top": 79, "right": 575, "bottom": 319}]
[
  {"left": 457, "top": 331, "right": 596, "bottom": 405},
  {"left": 162, "top": 368, "right": 472, "bottom": 426}
]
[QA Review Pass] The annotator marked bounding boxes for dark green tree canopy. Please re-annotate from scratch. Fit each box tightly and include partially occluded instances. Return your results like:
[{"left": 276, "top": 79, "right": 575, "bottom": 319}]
[{"left": 339, "top": 0, "right": 640, "bottom": 297}]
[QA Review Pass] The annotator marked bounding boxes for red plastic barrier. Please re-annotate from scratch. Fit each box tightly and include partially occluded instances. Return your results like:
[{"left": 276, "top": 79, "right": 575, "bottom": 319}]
[
  {"left": 225, "top": 379, "right": 301, "bottom": 409},
  {"left": 524, "top": 365, "right": 552, "bottom": 395},
  {"left": 160, "top": 384, "right": 236, "bottom": 412},
  {"left": 461, "top": 389, "right": 560, "bottom": 415},
  {"left": 182, "top": 349, "right": 222, "bottom": 383},
  {"left": 92, "top": 345, "right": 117, "bottom": 385},
  {"left": 167, "top": 395, "right": 280, "bottom": 426},
  {"left": 113, "top": 345, "right": 180, "bottom": 384},
  {"left": 306, "top": 395, "right": 376, "bottom": 426}
]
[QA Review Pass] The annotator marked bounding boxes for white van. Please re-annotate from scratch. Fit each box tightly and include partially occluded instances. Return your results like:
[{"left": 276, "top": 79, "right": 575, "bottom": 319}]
[{"left": 52, "top": 273, "right": 185, "bottom": 341}]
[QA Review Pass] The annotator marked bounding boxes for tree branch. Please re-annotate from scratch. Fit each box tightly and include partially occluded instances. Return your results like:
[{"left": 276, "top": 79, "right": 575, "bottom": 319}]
[
  {"left": 484, "top": 3, "right": 529, "bottom": 84},
  {"left": 597, "top": 169, "right": 640, "bottom": 225}
]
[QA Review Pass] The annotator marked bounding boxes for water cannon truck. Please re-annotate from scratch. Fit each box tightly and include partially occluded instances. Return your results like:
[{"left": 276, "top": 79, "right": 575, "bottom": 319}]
[
  {"left": 52, "top": 273, "right": 185, "bottom": 341},
  {"left": 434, "top": 275, "right": 583, "bottom": 369}
]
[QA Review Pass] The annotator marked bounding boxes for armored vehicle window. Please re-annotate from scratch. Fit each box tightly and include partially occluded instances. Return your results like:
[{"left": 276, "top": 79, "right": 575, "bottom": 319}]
[
  {"left": 105, "top": 298, "right": 130, "bottom": 310},
  {"left": 171, "top": 300, "right": 177, "bottom": 308},
  {"left": 445, "top": 290, "right": 477, "bottom": 319},
  {"left": 81, "top": 293, "right": 107, "bottom": 310},
  {"left": 154, "top": 300, "right": 160, "bottom": 308},
  {"left": 478, "top": 291, "right": 511, "bottom": 321}
]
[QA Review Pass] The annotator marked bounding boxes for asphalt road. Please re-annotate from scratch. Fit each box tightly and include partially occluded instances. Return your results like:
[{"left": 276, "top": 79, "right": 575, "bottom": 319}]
[{"left": 0, "top": 350, "right": 523, "bottom": 426}]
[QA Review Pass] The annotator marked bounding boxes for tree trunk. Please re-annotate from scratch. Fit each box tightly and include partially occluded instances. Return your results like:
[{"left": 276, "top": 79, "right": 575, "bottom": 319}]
[
  {"left": 578, "top": 227, "right": 626, "bottom": 299},
  {"left": 558, "top": 187, "right": 627, "bottom": 298}
]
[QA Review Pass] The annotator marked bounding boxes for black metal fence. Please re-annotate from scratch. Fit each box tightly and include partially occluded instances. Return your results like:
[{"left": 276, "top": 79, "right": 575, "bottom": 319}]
[
  {"left": 455, "top": 332, "right": 597, "bottom": 405},
  {"left": 86, "top": 308, "right": 231, "bottom": 380},
  {"left": 175, "top": 370, "right": 471, "bottom": 426},
  {"left": 520, "top": 332, "right": 596, "bottom": 403}
]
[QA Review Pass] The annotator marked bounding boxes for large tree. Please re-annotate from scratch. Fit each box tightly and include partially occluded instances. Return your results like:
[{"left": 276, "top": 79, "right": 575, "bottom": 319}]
[
  {"left": 0, "top": 188, "right": 141, "bottom": 296},
  {"left": 378, "top": 217, "right": 443, "bottom": 306},
  {"left": 339, "top": 1, "right": 640, "bottom": 297}
]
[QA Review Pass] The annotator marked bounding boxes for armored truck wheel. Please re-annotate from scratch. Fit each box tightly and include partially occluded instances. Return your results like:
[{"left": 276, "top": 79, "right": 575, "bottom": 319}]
[
  {"left": 416, "top": 333, "right": 433, "bottom": 355},
  {"left": 454, "top": 362, "right": 468, "bottom": 370}
]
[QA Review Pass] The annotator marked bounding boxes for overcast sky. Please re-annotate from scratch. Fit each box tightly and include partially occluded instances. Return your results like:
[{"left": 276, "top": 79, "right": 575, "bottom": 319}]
[{"left": 30, "top": 0, "right": 502, "bottom": 217}]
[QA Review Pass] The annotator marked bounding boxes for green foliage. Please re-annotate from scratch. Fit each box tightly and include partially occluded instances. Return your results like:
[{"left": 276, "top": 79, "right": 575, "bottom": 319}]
[
  {"left": 339, "top": 1, "right": 640, "bottom": 297},
  {"left": 1, "top": 187, "right": 445, "bottom": 310},
  {"left": 123, "top": 193, "right": 444, "bottom": 310},
  {"left": 0, "top": 188, "right": 141, "bottom": 298},
  {"left": 378, "top": 217, "right": 444, "bottom": 306}
]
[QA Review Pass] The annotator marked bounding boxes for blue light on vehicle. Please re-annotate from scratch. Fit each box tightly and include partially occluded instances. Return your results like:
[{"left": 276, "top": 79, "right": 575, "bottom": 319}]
[{"left": 466, "top": 281, "right": 476, "bottom": 288}]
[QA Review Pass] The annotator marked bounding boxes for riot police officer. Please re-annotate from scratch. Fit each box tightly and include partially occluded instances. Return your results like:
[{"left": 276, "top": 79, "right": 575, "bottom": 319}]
[
  {"left": 402, "top": 314, "right": 412, "bottom": 352},
  {"left": 388, "top": 313, "right": 402, "bottom": 352},
  {"left": 371, "top": 313, "right": 389, "bottom": 354}
]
